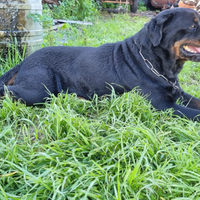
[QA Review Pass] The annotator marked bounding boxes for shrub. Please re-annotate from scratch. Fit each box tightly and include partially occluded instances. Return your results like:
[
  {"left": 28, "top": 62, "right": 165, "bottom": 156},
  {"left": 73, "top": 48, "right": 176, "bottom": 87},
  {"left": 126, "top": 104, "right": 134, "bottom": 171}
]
[{"left": 51, "top": 0, "right": 99, "bottom": 21}]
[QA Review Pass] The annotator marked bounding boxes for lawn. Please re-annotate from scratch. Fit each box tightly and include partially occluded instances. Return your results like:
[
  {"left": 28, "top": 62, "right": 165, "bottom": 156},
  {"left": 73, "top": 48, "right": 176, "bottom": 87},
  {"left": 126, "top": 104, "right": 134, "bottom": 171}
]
[{"left": 0, "top": 13, "right": 200, "bottom": 200}]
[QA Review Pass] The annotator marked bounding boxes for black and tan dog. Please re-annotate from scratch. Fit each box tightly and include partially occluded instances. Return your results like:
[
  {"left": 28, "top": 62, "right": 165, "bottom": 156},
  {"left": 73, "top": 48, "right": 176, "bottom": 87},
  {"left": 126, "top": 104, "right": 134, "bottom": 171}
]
[{"left": 1, "top": 8, "right": 200, "bottom": 120}]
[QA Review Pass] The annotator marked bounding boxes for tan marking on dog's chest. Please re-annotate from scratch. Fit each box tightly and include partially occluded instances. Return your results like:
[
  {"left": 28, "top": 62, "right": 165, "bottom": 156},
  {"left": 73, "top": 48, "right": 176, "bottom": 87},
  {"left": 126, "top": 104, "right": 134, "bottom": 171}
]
[{"left": 7, "top": 74, "right": 17, "bottom": 85}]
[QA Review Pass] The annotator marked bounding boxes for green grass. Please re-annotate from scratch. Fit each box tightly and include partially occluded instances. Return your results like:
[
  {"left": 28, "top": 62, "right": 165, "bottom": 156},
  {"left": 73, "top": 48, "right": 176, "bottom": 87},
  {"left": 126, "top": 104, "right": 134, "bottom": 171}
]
[
  {"left": 43, "top": 14, "right": 148, "bottom": 47},
  {"left": 1, "top": 13, "right": 200, "bottom": 199}
]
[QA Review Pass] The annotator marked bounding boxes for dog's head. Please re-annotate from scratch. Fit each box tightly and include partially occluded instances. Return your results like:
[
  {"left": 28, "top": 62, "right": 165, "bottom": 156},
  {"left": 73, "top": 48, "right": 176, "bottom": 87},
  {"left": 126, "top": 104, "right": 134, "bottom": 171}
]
[{"left": 147, "top": 8, "right": 200, "bottom": 62}]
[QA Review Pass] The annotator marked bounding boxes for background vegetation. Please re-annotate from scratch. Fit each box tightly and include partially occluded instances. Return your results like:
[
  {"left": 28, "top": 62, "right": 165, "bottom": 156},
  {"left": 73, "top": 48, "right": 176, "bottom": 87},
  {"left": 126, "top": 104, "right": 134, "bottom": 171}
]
[
  {"left": 43, "top": 0, "right": 99, "bottom": 21},
  {"left": 0, "top": 4, "right": 200, "bottom": 200}
]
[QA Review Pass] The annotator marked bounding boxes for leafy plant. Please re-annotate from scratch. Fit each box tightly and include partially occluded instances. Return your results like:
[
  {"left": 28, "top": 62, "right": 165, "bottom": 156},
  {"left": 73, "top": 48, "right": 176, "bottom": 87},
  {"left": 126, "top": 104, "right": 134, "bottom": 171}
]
[
  {"left": 28, "top": 9, "right": 54, "bottom": 30},
  {"left": 51, "top": 0, "right": 99, "bottom": 21},
  {"left": 138, "top": 0, "right": 147, "bottom": 11},
  {"left": 28, "top": 9, "right": 61, "bottom": 47}
]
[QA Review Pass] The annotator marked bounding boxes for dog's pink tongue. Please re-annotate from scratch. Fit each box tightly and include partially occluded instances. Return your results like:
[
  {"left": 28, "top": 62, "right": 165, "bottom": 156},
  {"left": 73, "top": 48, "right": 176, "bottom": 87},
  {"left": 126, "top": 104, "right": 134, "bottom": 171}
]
[{"left": 188, "top": 46, "right": 200, "bottom": 53}]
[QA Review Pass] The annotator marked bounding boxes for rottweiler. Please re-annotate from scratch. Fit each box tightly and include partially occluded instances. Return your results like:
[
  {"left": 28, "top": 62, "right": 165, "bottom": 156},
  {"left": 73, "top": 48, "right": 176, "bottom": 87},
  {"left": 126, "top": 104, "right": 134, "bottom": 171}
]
[{"left": 1, "top": 8, "right": 200, "bottom": 120}]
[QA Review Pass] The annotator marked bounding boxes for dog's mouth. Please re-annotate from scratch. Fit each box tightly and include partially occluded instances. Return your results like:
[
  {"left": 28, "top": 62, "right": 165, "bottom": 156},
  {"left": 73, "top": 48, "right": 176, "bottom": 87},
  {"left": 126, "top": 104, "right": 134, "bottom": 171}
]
[
  {"left": 180, "top": 44, "right": 200, "bottom": 61},
  {"left": 183, "top": 45, "right": 200, "bottom": 54}
]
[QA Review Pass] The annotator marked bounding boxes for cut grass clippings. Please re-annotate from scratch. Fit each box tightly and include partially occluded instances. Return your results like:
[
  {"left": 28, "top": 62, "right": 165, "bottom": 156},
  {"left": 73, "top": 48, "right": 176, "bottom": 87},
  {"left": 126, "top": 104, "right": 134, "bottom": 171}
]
[{"left": 0, "top": 13, "right": 200, "bottom": 200}]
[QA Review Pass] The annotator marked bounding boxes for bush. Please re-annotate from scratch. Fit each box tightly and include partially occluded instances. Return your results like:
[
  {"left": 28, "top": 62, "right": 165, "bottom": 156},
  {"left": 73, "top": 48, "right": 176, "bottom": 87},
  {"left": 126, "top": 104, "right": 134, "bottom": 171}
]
[{"left": 50, "top": 0, "right": 99, "bottom": 21}]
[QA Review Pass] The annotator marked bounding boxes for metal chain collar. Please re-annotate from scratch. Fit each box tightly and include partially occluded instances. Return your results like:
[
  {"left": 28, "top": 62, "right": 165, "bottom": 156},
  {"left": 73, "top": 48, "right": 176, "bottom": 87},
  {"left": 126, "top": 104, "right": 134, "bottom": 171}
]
[{"left": 139, "top": 49, "right": 179, "bottom": 90}]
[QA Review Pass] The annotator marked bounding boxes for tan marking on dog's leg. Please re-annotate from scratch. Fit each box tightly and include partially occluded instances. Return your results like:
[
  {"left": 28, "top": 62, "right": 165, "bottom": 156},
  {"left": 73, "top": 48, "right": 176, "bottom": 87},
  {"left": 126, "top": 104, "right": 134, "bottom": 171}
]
[
  {"left": 77, "top": 96, "right": 88, "bottom": 101},
  {"left": 192, "top": 99, "right": 200, "bottom": 110},
  {"left": 7, "top": 74, "right": 17, "bottom": 85}
]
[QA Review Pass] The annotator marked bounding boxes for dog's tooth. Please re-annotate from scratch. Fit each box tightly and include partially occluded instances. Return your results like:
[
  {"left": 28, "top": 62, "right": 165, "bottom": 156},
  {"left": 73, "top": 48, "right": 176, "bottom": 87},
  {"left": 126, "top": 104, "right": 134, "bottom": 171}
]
[
  {"left": 183, "top": 45, "right": 195, "bottom": 53},
  {"left": 184, "top": 46, "right": 189, "bottom": 51},
  {"left": 186, "top": 46, "right": 190, "bottom": 51}
]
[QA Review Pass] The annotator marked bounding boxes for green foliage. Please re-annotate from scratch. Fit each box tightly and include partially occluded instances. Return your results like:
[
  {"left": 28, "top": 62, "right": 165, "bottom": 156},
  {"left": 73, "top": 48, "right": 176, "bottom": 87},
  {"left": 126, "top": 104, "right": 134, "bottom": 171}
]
[
  {"left": 28, "top": 9, "right": 57, "bottom": 47},
  {"left": 50, "top": 0, "right": 99, "bottom": 21},
  {"left": 1, "top": 13, "right": 200, "bottom": 199},
  {"left": 138, "top": 0, "right": 147, "bottom": 11},
  {"left": 101, "top": 1, "right": 147, "bottom": 12},
  {"left": 42, "top": 14, "right": 148, "bottom": 47},
  {"left": 102, "top": 2, "right": 118, "bottom": 9},
  {"left": 28, "top": 9, "right": 54, "bottom": 30},
  {"left": 28, "top": 0, "right": 99, "bottom": 47},
  {"left": 0, "top": 39, "right": 25, "bottom": 74}
]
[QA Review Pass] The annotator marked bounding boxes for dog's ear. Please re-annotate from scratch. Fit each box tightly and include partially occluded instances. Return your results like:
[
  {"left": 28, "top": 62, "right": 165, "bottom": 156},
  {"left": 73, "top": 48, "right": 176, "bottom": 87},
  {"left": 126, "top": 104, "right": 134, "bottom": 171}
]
[{"left": 147, "top": 13, "right": 174, "bottom": 46}]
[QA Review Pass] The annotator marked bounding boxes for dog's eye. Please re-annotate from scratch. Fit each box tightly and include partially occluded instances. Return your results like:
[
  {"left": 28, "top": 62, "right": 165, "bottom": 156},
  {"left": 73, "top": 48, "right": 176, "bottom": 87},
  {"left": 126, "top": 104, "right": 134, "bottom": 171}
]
[{"left": 190, "top": 24, "right": 196, "bottom": 29}]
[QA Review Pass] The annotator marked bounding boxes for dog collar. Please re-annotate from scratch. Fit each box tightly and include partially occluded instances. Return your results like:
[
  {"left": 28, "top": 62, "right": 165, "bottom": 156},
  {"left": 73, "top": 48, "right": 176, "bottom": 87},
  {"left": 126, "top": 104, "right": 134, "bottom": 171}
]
[{"left": 139, "top": 49, "right": 179, "bottom": 91}]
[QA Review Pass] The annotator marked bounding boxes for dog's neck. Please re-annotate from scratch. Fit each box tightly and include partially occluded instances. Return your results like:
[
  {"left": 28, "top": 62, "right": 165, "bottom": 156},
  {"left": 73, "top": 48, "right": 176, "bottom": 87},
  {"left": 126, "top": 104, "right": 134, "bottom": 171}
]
[
  {"left": 132, "top": 29, "right": 182, "bottom": 77},
  {"left": 137, "top": 47, "right": 179, "bottom": 91},
  {"left": 131, "top": 31, "right": 183, "bottom": 80}
]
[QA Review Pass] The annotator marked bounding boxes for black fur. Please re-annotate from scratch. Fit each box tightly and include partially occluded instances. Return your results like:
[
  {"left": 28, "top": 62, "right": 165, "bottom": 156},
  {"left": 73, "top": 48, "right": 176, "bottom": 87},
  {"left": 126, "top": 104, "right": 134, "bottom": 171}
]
[{"left": 1, "top": 8, "right": 200, "bottom": 120}]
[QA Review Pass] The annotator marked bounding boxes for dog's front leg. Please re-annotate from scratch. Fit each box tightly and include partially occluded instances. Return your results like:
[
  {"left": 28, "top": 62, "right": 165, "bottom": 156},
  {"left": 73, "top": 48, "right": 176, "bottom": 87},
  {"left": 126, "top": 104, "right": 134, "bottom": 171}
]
[
  {"left": 171, "top": 103, "right": 200, "bottom": 121},
  {"left": 180, "top": 92, "right": 200, "bottom": 110},
  {"left": 150, "top": 94, "right": 200, "bottom": 121}
]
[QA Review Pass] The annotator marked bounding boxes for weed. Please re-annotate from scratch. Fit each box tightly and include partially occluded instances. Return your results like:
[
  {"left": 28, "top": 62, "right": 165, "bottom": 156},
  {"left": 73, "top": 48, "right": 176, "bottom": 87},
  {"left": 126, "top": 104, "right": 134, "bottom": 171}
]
[{"left": 50, "top": 0, "right": 99, "bottom": 21}]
